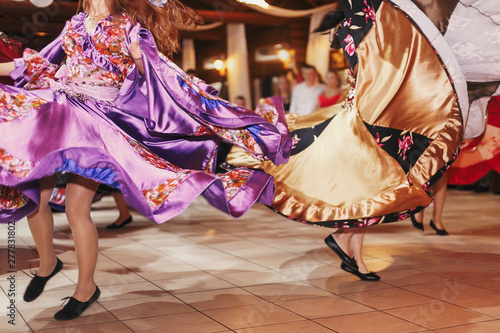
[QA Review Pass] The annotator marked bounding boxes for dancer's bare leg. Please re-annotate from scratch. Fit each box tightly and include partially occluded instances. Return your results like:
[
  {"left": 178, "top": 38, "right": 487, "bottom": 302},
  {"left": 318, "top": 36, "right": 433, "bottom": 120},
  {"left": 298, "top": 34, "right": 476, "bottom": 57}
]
[
  {"left": 332, "top": 228, "right": 355, "bottom": 258},
  {"left": 111, "top": 192, "right": 131, "bottom": 225},
  {"left": 413, "top": 210, "right": 424, "bottom": 224},
  {"left": 431, "top": 173, "right": 448, "bottom": 230},
  {"left": 65, "top": 174, "right": 100, "bottom": 301},
  {"left": 27, "top": 175, "right": 59, "bottom": 276},
  {"left": 349, "top": 227, "right": 369, "bottom": 273}
]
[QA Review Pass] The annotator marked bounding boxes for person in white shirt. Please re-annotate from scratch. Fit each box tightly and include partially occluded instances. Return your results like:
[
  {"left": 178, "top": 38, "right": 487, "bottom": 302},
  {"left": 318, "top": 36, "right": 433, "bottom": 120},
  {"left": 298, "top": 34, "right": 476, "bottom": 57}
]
[{"left": 289, "top": 64, "right": 326, "bottom": 115}]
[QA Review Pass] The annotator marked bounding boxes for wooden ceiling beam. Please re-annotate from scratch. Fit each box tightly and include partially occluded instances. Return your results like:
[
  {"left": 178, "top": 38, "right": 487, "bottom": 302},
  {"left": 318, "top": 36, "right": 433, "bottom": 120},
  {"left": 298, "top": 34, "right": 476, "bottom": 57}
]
[
  {"left": 0, "top": 1, "right": 305, "bottom": 26},
  {"left": 0, "top": 0, "right": 78, "bottom": 17},
  {"left": 196, "top": 10, "right": 305, "bottom": 25}
]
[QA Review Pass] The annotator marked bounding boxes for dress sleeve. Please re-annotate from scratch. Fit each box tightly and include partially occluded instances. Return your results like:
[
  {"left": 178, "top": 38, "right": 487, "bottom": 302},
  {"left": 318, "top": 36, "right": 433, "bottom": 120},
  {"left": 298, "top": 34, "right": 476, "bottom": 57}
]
[
  {"left": 116, "top": 25, "right": 291, "bottom": 166},
  {"left": 10, "top": 22, "right": 68, "bottom": 90}
]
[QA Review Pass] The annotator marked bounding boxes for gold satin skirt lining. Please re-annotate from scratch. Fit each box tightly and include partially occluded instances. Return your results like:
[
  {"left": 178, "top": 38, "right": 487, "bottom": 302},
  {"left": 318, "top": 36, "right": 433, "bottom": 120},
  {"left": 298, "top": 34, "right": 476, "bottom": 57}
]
[{"left": 228, "top": 2, "right": 462, "bottom": 224}]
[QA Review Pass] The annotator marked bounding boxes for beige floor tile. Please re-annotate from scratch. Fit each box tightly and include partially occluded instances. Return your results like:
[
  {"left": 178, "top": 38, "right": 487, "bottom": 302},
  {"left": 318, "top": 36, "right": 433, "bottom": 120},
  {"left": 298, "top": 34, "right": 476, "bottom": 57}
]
[
  {"left": 190, "top": 258, "right": 268, "bottom": 274},
  {"left": 34, "top": 321, "right": 133, "bottom": 332},
  {"left": 184, "top": 233, "right": 245, "bottom": 246},
  {"left": 358, "top": 256, "right": 406, "bottom": 272},
  {"left": 165, "top": 246, "right": 240, "bottom": 265},
  {"left": 216, "top": 269, "right": 298, "bottom": 287},
  {"left": 377, "top": 268, "right": 449, "bottom": 287},
  {"left": 376, "top": 254, "right": 460, "bottom": 268},
  {"left": 314, "top": 311, "right": 423, "bottom": 333},
  {"left": 100, "top": 294, "right": 195, "bottom": 320},
  {"left": 0, "top": 311, "right": 31, "bottom": 333},
  {"left": 99, "top": 251, "right": 185, "bottom": 270},
  {"left": 466, "top": 258, "right": 500, "bottom": 272},
  {"left": 246, "top": 253, "right": 323, "bottom": 269},
  {"left": 203, "top": 303, "right": 303, "bottom": 330},
  {"left": 308, "top": 276, "right": 394, "bottom": 295},
  {"left": 417, "top": 263, "right": 497, "bottom": 280},
  {"left": 275, "top": 295, "right": 374, "bottom": 319},
  {"left": 123, "top": 311, "right": 228, "bottom": 333},
  {"left": 460, "top": 276, "right": 500, "bottom": 293},
  {"left": 235, "top": 320, "right": 334, "bottom": 333},
  {"left": 175, "top": 287, "right": 267, "bottom": 310},
  {"left": 435, "top": 320, "right": 500, "bottom": 333},
  {"left": 151, "top": 272, "right": 236, "bottom": 294},
  {"left": 129, "top": 262, "right": 200, "bottom": 281},
  {"left": 4, "top": 188, "right": 500, "bottom": 332},
  {"left": 0, "top": 273, "right": 75, "bottom": 299},
  {"left": 19, "top": 303, "right": 115, "bottom": 331},
  {"left": 342, "top": 287, "right": 434, "bottom": 310},
  {"left": 98, "top": 281, "right": 168, "bottom": 302},
  {"left": 402, "top": 280, "right": 494, "bottom": 301},
  {"left": 243, "top": 282, "right": 333, "bottom": 302},
  {"left": 226, "top": 247, "right": 296, "bottom": 261},
  {"left": 449, "top": 293, "right": 500, "bottom": 318},
  {"left": 385, "top": 301, "right": 493, "bottom": 330},
  {"left": 16, "top": 288, "right": 84, "bottom": 311},
  {"left": 277, "top": 262, "right": 345, "bottom": 281},
  {"left": 63, "top": 268, "right": 146, "bottom": 286}
]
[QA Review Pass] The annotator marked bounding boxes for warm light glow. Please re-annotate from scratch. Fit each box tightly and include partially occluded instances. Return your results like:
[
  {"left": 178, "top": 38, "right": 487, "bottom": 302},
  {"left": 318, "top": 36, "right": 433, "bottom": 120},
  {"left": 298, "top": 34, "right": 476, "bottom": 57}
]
[
  {"left": 214, "top": 60, "right": 225, "bottom": 71},
  {"left": 237, "top": 0, "right": 269, "bottom": 8},
  {"left": 278, "top": 50, "right": 290, "bottom": 62}
]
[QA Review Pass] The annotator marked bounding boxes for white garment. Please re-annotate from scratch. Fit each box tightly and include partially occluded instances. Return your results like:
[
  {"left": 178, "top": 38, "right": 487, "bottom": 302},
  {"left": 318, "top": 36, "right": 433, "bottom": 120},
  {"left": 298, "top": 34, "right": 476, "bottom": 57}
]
[
  {"left": 289, "top": 82, "right": 325, "bottom": 115},
  {"left": 444, "top": 1, "right": 500, "bottom": 138}
]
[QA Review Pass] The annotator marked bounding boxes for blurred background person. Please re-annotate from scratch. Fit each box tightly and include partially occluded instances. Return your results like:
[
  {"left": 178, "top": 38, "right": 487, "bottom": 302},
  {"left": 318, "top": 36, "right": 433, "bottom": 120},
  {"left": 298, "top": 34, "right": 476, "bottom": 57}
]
[
  {"left": 275, "top": 74, "right": 292, "bottom": 112},
  {"left": 317, "top": 70, "right": 342, "bottom": 109},
  {"left": 234, "top": 95, "right": 247, "bottom": 108},
  {"left": 289, "top": 64, "right": 325, "bottom": 115}
]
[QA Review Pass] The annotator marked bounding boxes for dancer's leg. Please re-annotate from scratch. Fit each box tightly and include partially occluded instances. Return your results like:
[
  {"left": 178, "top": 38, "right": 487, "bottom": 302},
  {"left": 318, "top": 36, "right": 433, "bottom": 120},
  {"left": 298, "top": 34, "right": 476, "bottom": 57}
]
[
  {"left": 111, "top": 192, "right": 131, "bottom": 225},
  {"left": 65, "top": 174, "right": 100, "bottom": 301},
  {"left": 349, "top": 227, "right": 369, "bottom": 273},
  {"left": 432, "top": 173, "right": 448, "bottom": 230},
  {"left": 332, "top": 228, "right": 355, "bottom": 257},
  {"left": 413, "top": 210, "right": 424, "bottom": 224},
  {"left": 27, "top": 175, "right": 59, "bottom": 276}
]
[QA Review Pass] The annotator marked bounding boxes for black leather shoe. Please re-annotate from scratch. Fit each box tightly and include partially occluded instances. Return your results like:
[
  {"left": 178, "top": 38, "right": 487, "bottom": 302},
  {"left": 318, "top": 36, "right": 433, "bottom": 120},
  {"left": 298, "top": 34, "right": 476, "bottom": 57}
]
[
  {"left": 106, "top": 216, "right": 133, "bottom": 230},
  {"left": 325, "top": 234, "right": 358, "bottom": 270},
  {"left": 410, "top": 214, "right": 424, "bottom": 231},
  {"left": 54, "top": 286, "right": 100, "bottom": 321},
  {"left": 341, "top": 263, "right": 380, "bottom": 281},
  {"left": 24, "top": 257, "right": 63, "bottom": 302},
  {"left": 430, "top": 220, "right": 448, "bottom": 236}
]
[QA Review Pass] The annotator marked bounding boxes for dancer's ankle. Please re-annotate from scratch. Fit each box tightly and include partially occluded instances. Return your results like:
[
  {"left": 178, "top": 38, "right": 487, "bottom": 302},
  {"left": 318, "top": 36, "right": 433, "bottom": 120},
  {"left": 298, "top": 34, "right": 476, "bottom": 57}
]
[
  {"left": 36, "top": 256, "right": 58, "bottom": 277},
  {"left": 73, "top": 283, "right": 97, "bottom": 302}
]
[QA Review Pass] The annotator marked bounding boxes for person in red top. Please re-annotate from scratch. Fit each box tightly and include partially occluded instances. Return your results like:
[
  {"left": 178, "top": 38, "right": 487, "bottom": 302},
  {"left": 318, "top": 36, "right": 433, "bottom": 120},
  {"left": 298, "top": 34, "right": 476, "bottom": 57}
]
[
  {"left": 0, "top": 33, "right": 22, "bottom": 85},
  {"left": 318, "top": 70, "right": 342, "bottom": 108},
  {"left": 448, "top": 96, "right": 500, "bottom": 186}
]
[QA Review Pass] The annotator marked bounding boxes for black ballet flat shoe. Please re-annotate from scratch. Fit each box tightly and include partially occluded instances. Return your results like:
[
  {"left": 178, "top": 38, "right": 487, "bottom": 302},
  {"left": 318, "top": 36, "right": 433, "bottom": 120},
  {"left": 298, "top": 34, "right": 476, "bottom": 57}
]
[
  {"left": 341, "top": 262, "right": 380, "bottom": 282},
  {"left": 54, "top": 286, "right": 101, "bottom": 321},
  {"left": 24, "top": 257, "right": 63, "bottom": 302},
  {"left": 430, "top": 220, "right": 448, "bottom": 236},
  {"left": 324, "top": 234, "right": 358, "bottom": 270},
  {"left": 410, "top": 214, "right": 424, "bottom": 231},
  {"left": 106, "top": 216, "right": 133, "bottom": 230}
]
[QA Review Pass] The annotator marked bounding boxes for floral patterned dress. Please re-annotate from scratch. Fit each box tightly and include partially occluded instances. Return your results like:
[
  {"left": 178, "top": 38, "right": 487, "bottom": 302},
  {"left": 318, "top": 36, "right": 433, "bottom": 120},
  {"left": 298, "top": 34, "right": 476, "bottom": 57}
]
[{"left": 0, "top": 13, "right": 291, "bottom": 223}]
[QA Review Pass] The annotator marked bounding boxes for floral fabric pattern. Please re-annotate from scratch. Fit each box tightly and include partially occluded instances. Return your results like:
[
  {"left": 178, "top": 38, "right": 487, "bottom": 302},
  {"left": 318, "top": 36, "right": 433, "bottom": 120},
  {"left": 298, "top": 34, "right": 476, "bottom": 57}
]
[
  {"left": 0, "top": 90, "right": 48, "bottom": 123},
  {"left": 126, "top": 135, "right": 253, "bottom": 207},
  {"left": 63, "top": 14, "right": 135, "bottom": 87},
  {"left": 334, "top": 0, "right": 383, "bottom": 69},
  {"left": 22, "top": 48, "right": 59, "bottom": 90},
  {"left": 0, "top": 186, "right": 28, "bottom": 210},
  {"left": 0, "top": 148, "right": 35, "bottom": 177},
  {"left": 143, "top": 173, "right": 192, "bottom": 208},
  {"left": 217, "top": 169, "right": 252, "bottom": 201}
]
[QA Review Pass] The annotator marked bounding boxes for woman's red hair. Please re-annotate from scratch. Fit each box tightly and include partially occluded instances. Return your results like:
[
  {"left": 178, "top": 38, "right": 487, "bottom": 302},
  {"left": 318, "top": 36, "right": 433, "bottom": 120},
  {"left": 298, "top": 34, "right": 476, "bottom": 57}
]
[{"left": 79, "top": 0, "right": 202, "bottom": 56}]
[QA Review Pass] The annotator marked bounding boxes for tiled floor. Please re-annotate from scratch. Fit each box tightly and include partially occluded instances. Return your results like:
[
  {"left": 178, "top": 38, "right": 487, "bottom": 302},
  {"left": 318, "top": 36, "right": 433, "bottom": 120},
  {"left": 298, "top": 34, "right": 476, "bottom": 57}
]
[{"left": 1, "top": 188, "right": 500, "bottom": 332}]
